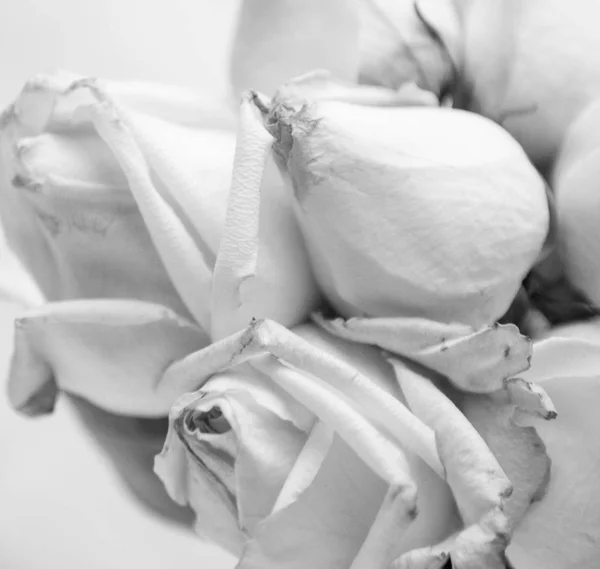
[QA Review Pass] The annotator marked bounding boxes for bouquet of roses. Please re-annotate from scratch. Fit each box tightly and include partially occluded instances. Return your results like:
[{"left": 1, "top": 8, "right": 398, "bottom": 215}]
[{"left": 3, "top": 1, "right": 600, "bottom": 567}]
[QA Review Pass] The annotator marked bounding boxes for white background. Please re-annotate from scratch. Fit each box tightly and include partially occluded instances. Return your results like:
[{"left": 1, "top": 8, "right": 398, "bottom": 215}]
[{"left": 0, "top": 0, "right": 240, "bottom": 567}]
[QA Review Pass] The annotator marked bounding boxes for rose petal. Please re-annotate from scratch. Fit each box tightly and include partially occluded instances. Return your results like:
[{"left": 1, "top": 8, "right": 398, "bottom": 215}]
[
  {"left": 210, "top": 94, "right": 319, "bottom": 340},
  {"left": 392, "top": 359, "right": 512, "bottom": 566},
  {"left": 164, "top": 319, "right": 443, "bottom": 476},
  {"left": 460, "top": 390, "right": 552, "bottom": 530},
  {"left": 7, "top": 299, "right": 207, "bottom": 416},
  {"left": 316, "top": 314, "right": 531, "bottom": 393},
  {"left": 231, "top": 0, "right": 360, "bottom": 96},
  {"left": 521, "top": 336, "right": 600, "bottom": 384},
  {"left": 5, "top": 129, "right": 191, "bottom": 313},
  {"left": 508, "top": 375, "right": 600, "bottom": 568},
  {"left": 69, "top": 80, "right": 226, "bottom": 330},
  {"left": 175, "top": 379, "right": 307, "bottom": 534},
  {"left": 238, "top": 436, "right": 388, "bottom": 569},
  {"left": 155, "top": 393, "right": 244, "bottom": 555}
]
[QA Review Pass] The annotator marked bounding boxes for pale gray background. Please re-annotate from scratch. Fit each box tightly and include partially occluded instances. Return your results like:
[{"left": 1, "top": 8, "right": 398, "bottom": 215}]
[{"left": 0, "top": 0, "right": 241, "bottom": 567}]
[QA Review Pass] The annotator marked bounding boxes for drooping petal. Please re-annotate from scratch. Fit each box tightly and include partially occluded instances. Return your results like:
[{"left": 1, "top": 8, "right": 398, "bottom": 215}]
[
  {"left": 459, "top": 390, "right": 552, "bottom": 530},
  {"left": 316, "top": 314, "right": 531, "bottom": 393},
  {"left": 231, "top": 0, "right": 360, "bottom": 97},
  {"left": 7, "top": 299, "right": 207, "bottom": 416},
  {"left": 392, "top": 359, "right": 512, "bottom": 566},
  {"left": 210, "top": 93, "right": 319, "bottom": 340}
]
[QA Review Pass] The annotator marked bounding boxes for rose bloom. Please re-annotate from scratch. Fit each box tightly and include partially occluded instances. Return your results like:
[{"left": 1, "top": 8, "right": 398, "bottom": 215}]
[
  {"left": 154, "top": 317, "right": 600, "bottom": 568},
  {"left": 2, "top": 3, "right": 600, "bottom": 569},
  {"left": 0, "top": 70, "right": 318, "bottom": 519}
]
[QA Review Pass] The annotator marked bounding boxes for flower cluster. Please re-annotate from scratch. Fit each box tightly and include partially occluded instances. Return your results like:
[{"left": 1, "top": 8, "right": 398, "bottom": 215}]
[{"left": 2, "top": 1, "right": 600, "bottom": 568}]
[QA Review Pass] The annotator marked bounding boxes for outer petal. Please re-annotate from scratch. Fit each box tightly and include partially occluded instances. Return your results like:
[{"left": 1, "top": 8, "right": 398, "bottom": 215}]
[
  {"left": 7, "top": 299, "right": 207, "bottom": 416},
  {"left": 69, "top": 79, "right": 235, "bottom": 330},
  {"left": 210, "top": 94, "right": 319, "bottom": 340},
  {"left": 508, "top": 375, "right": 600, "bottom": 568},
  {"left": 392, "top": 360, "right": 512, "bottom": 567},
  {"left": 230, "top": 0, "right": 360, "bottom": 96},
  {"left": 316, "top": 315, "right": 531, "bottom": 393}
]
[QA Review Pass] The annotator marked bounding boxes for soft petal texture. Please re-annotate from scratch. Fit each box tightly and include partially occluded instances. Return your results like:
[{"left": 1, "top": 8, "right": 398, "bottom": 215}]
[
  {"left": 238, "top": 436, "right": 388, "bottom": 569},
  {"left": 230, "top": 0, "right": 360, "bottom": 96},
  {"left": 261, "top": 88, "right": 549, "bottom": 327},
  {"left": 315, "top": 314, "right": 531, "bottom": 393},
  {"left": 210, "top": 94, "right": 319, "bottom": 340},
  {"left": 551, "top": 97, "right": 600, "bottom": 309},
  {"left": 8, "top": 299, "right": 207, "bottom": 416},
  {"left": 0, "top": 72, "right": 235, "bottom": 320}
]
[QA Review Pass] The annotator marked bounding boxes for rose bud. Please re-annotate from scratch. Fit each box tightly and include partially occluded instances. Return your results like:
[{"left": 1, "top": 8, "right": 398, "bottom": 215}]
[
  {"left": 155, "top": 319, "right": 557, "bottom": 568},
  {"left": 237, "top": 74, "right": 548, "bottom": 392}
]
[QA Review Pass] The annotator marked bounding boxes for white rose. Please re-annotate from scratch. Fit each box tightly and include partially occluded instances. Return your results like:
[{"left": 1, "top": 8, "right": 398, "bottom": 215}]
[
  {"left": 2, "top": 71, "right": 320, "bottom": 415},
  {"left": 154, "top": 319, "right": 569, "bottom": 568}
]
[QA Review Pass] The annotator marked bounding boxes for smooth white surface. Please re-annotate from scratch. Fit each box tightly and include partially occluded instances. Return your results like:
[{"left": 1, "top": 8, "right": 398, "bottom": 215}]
[{"left": 0, "top": 0, "right": 240, "bottom": 566}]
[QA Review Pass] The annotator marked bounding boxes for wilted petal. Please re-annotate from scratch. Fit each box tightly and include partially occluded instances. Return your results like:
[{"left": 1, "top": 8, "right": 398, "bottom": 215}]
[
  {"left": 508, "top": 375, "right": 600, "bottom": 568},
  {"left": 231, "top": 0, "right": 360, "bottom": 96},
  {"left": 392, "top": 360, "right": 512, "bottom": 565},
  {"left": 460, "top": 391, "right": 552, "bottom": 530},
  {"left": 316, "top": 314, "right": 531, "bottom": 393},
  {"left": 210, "top": 94, "right": 319, "bottom": 340},
  {"left": 164, "top": 320, "right": 443, "bottom": 476},
  {"left": 8, "top": 299, "right": 207, "bottom": 416}
]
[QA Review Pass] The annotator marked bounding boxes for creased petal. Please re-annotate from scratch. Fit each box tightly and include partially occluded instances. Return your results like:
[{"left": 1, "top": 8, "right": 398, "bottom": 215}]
[
  {"left": 210, "top": 94, "right": 319, "bottom": 340},
  {"left": 392, "top": 359, "right": 512, "bottom": 566},
  {"left": 163, "top": 320, "right": 443, "bottom": 476},
  {"left": 460, "top": 391, "right": 552, "bottom": 530},
  {"left": 316, "top": 314, "right": 531, "bottom": 393},
  {"left": 231, "top": 0, "right": 360, "bottom": 96},
  {"left": 508, "top": 375, "right": 600, "bottom": 569},
  {"left": 7, "top": 299, "right": 207, "bottom": 416}
]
